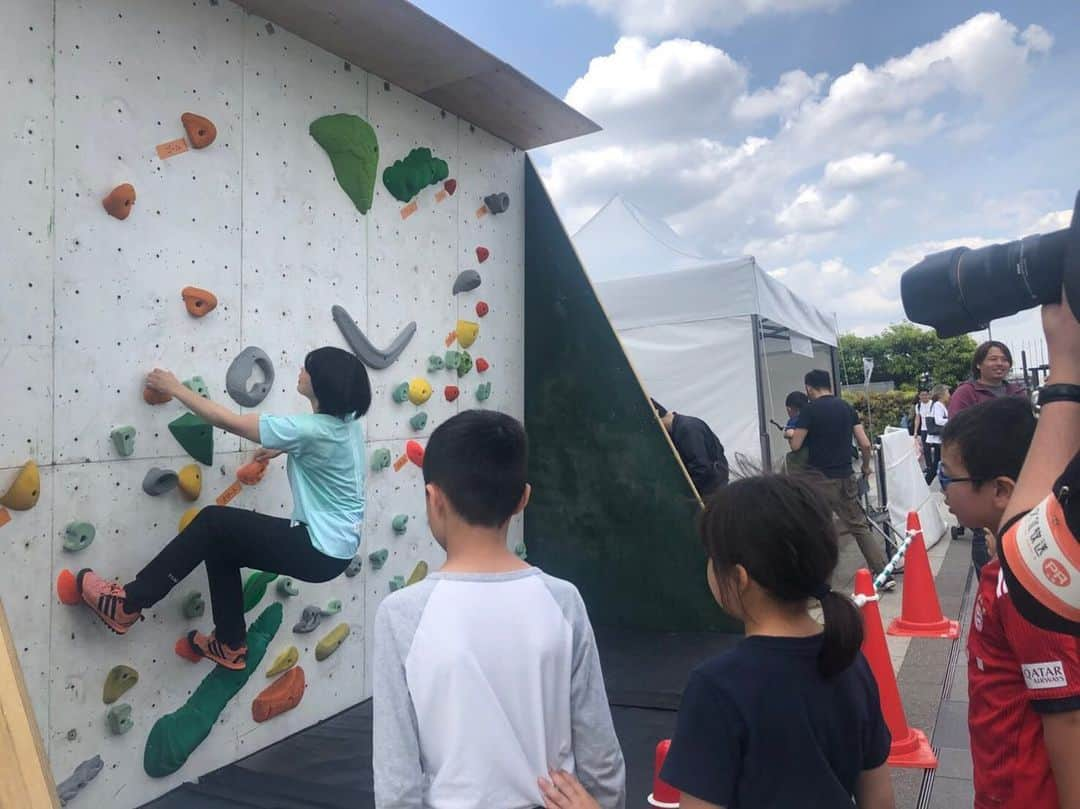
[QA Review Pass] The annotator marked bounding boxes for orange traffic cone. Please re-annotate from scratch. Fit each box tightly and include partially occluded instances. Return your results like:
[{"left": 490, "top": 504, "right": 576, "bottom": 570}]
[
  {"left": 647, "top": 739, "right": 680, "bottom": 807},
  {"left": 856, "top": 568, "right": 938, "bottom": 769},
  {"left": 888, "top": 512, "right": 960, "bottom": 639}
]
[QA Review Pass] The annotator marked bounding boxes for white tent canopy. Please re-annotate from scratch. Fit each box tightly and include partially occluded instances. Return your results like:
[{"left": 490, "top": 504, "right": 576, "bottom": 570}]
[{"left": 575, "top": 195, "right": 839, "bottom": 470}]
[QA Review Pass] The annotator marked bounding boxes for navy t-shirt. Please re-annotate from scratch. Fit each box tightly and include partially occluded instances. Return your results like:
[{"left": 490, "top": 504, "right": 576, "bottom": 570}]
[
  {"left": 796, "top": 395, "right": 860, "bottom": 479},
  {"left": 661, "top": 635, "right": 890, "bottom": 808}
]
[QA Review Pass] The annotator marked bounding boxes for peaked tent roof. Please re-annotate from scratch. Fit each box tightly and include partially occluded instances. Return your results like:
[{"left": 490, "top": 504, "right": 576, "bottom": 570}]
[{"left": 574, "top": 196, "right": 838, "bottom": 346}]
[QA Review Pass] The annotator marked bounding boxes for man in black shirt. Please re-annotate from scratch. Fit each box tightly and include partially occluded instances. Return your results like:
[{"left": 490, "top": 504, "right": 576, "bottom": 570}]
[
  {"left": 787, "top": 370, "right": 894, "bottom": 589},
  {"left": 652, "top": 399, "right": 729, "bottom": 498}
]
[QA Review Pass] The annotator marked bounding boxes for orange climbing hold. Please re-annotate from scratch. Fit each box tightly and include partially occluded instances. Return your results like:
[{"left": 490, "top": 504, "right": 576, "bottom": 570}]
[
  {"left": 102, "top": 184, "right": 136, "bottom": 220},
  {"left": 181, "top": 112, "right": 217, "bottom": 149},
  {"left": 252, "top": 666, "right": 305, "bottom": 722},
  {"left": 237, "top": 458, "right": 269, "bottom": 486},
  {"left": 181, "top": 286, "right": 218, "bottom": 318},
  {"left": 143, "top": 385, "right": 172, "bottom": 405},
  {"left": 174, "top": 635, "right": 203, "bottom": 664},
  {"left": 57, "top": 569, "right": 80, "bottom": 606}
]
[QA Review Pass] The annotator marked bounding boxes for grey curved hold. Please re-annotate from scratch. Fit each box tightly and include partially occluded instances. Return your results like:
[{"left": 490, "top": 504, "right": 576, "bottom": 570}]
[
  {"left": 57, "top": 754, "right": 104, "bottom": 804},
  {"left": 332, "top": 305, "right": 416, "bottom": 370},
  {"left": 142, "top": 467, "right": 179, "bottom": 496},
  {"left": 484, "top": 192, "right": 510, "bottom": 214},
  {"left": 452, "top": 270, "right": 482, "bottom": 295},
  {"left": 345, "top": 554, "right": 363, "bottom": 577},
  {"left": 292, "top": 604, "right": 323, "bottom": 634},
  {"left": 226, "top": 346, "right": 275, "bottom": 407}
]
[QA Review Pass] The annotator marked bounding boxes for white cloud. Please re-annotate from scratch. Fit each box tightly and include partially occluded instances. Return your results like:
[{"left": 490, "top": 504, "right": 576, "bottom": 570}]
[
  {"left": 733, "top": 70, "right": 827, "bottom": 122},
  {"left": 556, "top": 0, "right": 847, "bottom": 36},
  {"left": 824, "top": 153, "right": 908, "bottom": 189},
  {"left": 775, "top": 185, "right": 858, "bottom": 232}
]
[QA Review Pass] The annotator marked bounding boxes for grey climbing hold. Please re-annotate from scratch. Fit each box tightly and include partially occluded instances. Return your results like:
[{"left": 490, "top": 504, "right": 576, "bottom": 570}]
[
  {"left": 345, "top": 554, "right": 363, "bottom": 577},
  {"left": 427, "top": 354, "right": 445, "bottom": 373},
  {"left": 111, "top": 426, "right": 136, "bottom": 457},
  {"left": 331, "top": 305, "right": 416, "bottom": 370},
  {"left": 107, "top": 703, "right": 134, "bottom": 736},
  {"left": 292, "top": 604, "right": 322, "bottom": 634},
  {"left": 142, "top": 467, "right": 179, "bottom": 496},
  {"left": 182, "top": 376, "right": 210, "bottom": 399},
  {"left": 276, "top": 578, "right": 299, "bottom": 598},
  {"left": 368, "top": 548, "right": 388, "bottom": 571},
  {"left": 320, "top": 599, "right": 342, "bottom": 616},
  {"left": 391, "top": 514, "right": 409, "bottom": 534},
  {"left": 389, "top": 575, "right": 406, "bottom": 592},
  {"left": 226, "top": 346, "right": 275, "bottom": 407},
  {"left": 444, "top": 350, "right": 462, "bottom": 370},
  {"left": 57, "top": 755, "right": 104, "bottom": 805},
  {"left": 181, "top": 591, "right": 205, "bottom": 619},
  {"left": 452, "top": 270, "right": 482, "bottom": 295},
  {"left": 409, "top": 412, "right": 428, "bottom": 431},
  {"left": 63, "top": 521, "right": 95, "bottom": 553},
  {"left": 370, "top": 448, "right": 392, "bottom": 471},
  {"left": 392, "top": 382, "right": 410, "bottom": 404},
  {"left": 484, "top": 192, "right": 510, "bottom": 214}
]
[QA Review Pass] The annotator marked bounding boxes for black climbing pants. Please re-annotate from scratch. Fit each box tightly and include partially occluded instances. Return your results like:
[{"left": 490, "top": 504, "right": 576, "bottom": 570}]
[{"left": 124, "top": 506, "right": 350, "bottom": 646}]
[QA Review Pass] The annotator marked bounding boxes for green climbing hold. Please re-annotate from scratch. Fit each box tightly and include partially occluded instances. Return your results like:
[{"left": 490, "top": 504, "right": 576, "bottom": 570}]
[
  {"left": 107, "top": 703, "right": 134, "bottom": 735},
  {"left": 382, "top": 147, "right": 449, "bottom": 203},
  {"left": 444, "top": 350, "right": 462, "bottom": 370},
  {"left": 243, "top": 570, "right": 279, "bottom": 613},
  {"left": 457, "top": 351, "right": 473, "bottom": 378},
  {"left": 111, "top": 425, "right": 136, "bottom": 457},
  {"left": 181, "top": 591, "right": 205, "bottom": 619},
  {"left": 63, "top": 521, "right": 95, "bottom": 552},
  {"left": 182, "top": 376, "right": 210, "bottom": 399},
  {"left": 370, "top": 447, "right": 392, "bottom": 471},
  {"left": 309, "top": 114, "right": 379, "bottom": 215},
  {"left": 315, "top": 622, "right": 350, "bottom": 661},
  {"left": 144, "top": 603, "right": 282, "bottom": 778},
  {"left": 409, "top": 412, "right": 428, "bottom": 431},
  {"left": 389, "top": 575, "right": 406, "bottom": 593},
  {"left": 103, "top": 664, "right": 138, "bottom": 705},
  {"left": 514, "top": 542, "right": 528, "bottom": 560},
  {"left": 276, "top": 578, "right": 299, "bottom": 598},
  {"left": 168, "top": 413, "right": 213, "bottom": 465},
  {"left": 427, "top": 354, "right": 445, "bottom": 373},
  {"left": 320, "top": 599, "right": 342, "bottom": 616},
  {"left": 368, "top": 548, "right": 388, "bottom": 571},
  {"left": 391, "top": 514, "right": 409, "bottom": 534},
  {"left": 476, "top": 382, "right": 492, "bottom": 402},
  {"left": 392, "top": 382, "right": 410, "bottom": 404}
]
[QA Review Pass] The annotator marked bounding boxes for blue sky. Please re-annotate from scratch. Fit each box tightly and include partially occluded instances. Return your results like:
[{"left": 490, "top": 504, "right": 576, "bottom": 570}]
[{"left": 417, "top": 0, "right": 1079, "bottom": 348}]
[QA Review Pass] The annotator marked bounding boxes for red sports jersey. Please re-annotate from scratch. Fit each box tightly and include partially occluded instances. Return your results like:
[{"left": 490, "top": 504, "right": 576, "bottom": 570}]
[{"left": 968, "top": 558, "right": 1080, "bottom": 808}]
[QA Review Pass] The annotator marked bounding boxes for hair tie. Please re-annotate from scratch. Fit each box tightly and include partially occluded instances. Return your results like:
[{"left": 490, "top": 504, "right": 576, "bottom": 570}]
[{"left": 813, "top": 584, "right": 831, "bottom": 601}]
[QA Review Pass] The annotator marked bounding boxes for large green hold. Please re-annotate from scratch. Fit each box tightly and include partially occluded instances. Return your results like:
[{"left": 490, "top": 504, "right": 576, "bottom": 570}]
[
  {"left": 243, "top": 570, "right": 279, "bottom": 613},
  {"left": 309, "top": 114, "right": 379, "bottom": 214},
  {"left": 382, "top": 147, "right": 449, "bottom": 203},
  {"left": 168, "top": 413, "right": 213, "bottom": 465},
  {"left": 144, "top": 603, "right": 282, "bottom": 778}
]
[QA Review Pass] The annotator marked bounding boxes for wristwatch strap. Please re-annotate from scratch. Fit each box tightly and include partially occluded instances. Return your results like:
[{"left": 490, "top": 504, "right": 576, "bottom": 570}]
[{"left": 1037, "top": 383, "right": 1080, "bottom": 407}]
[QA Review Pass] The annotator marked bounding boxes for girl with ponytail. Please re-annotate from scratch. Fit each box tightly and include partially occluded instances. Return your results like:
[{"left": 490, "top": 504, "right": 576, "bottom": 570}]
[{"left": 74, "top": 347, "right": 371, "bottom": 671}]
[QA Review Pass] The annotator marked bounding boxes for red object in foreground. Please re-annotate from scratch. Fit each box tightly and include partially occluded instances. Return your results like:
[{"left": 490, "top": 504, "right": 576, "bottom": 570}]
[
  {"left": 56, "top": 569, "right": 81, "bottom": 605},
  {"left": 648, "top": 739, "right": 680, "bottom": 807},
  {"left": 856, "top": 567, "right": 938, "bottom": 769},
  {"left": 406, "top": 440, "right": 425, "bottom": 467},
  {"left": 887, "top": 512, "right": 960, "bottom": 639}
]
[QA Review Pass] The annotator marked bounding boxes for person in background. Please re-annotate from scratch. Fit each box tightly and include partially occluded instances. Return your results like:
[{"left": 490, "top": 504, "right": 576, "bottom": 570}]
[
  {"left": 783, "top": 391, "right": 810, "bottom": 470},
  {"left": 949, "top": 340, "right": 1028, "bottom": 572},
  {"left": 652, "top": 399, "right": 730, "bottom": 497},
  {"left": 922, "top": 384, "right": 950, "bottom": 486},
  {"left": 914, "top": 388, "right": 932, "bottom": 471}
]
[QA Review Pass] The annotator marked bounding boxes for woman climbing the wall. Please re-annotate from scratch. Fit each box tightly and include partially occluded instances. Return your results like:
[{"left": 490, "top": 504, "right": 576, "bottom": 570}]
[{"left": 75, "top": 346, "right": 370, "bottom": 670}]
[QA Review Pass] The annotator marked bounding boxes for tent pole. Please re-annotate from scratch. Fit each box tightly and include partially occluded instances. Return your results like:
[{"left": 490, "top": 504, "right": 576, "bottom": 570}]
[
  {"left": 830, "top": 345, "right": 841, "bottom": 395},
  {"left": 751, "top": 315, "right": 772, "bottom": 471}
]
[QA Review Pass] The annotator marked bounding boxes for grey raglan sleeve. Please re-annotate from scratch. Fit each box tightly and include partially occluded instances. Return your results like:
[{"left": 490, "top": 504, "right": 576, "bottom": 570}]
[
  {"left": 563, "top": 586, "right": 627, "bottom": 809},
  {"left": 372, "top": 592, "right": 426, "bottom": 809}
]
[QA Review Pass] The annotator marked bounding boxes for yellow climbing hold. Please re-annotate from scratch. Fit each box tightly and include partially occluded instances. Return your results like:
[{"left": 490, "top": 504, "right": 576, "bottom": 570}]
[
  {"left": 0, "top": 460, "right": 40, "bottom": 511},
  {"left": 266, "top": 645, "right": 299, "bottom": 677},
  {"left": 407, "top": 377, "right": 433, "bottom": 406},
  {"left": 456, "top": 320, "right": 479, "bottom": 349},
  {"left": 177, "top": 464, "right": 202, "bottom": 501},
  {"left": 103, "top": 664, "right": 138, "bottom": 705},
  {"left": 407, "top": 561, "right": 428, "bottom": 586},
  {"left": 315, "top": 623, "right": 350, "bottom": 661},
  {"left": 178, "top": 506, "right": 200, "bottom": 533}
]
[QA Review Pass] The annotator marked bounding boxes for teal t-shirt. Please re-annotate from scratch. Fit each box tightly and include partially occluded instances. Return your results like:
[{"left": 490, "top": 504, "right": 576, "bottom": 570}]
[{"left": 258, "top": 413, "right": 366, "bottom": 560}]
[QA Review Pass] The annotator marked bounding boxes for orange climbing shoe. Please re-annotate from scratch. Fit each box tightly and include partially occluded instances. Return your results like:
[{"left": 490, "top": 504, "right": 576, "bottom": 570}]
[
  {"left": 185, "top": 631, "right": 248, "bottom": 671},
  {"left": 76, "top": 569, "right": 143, "bottom": 635}
]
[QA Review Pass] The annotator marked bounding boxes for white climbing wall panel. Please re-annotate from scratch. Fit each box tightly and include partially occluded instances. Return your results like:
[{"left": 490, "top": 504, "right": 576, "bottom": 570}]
[{"left": 0, "top": 0, "right": 526, "bottom": 806}]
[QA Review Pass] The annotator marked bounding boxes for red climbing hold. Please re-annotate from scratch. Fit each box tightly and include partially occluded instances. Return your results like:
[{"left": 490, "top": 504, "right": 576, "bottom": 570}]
[
  {"left": 406, "top": 440, "right": 425, "bottom": 467},
  {"left": 476, "top": 358, "right": 490, "bottom": 373},
  {"left": 443, "top": 179, "right": 457, "bottom": 196},
  {"left": 252, "top": 666, "right": 305, "bottom": 722},
  {"left": 444, "top": 385, "right": 459, "bottom": 403},
  {"left": 181, "top": 286, "right": 218, "bottom": 318},
  {"left": 475, "top": 301, "right": 489, "bottom": 318},
  {"left": 57, "top": 569, "right": 81, "bottom": 606},
  {"left": 174, "top": 635, "right": 203, "bottom": 664},
  {"left": 103, "top": 184, "right": 136, "bottom": 220},
  {"left": 237, "top": 458, "right": 269, "bottom": 486},
  {"left": 476, "top": 247, "right": 490, "bottom": 263}
]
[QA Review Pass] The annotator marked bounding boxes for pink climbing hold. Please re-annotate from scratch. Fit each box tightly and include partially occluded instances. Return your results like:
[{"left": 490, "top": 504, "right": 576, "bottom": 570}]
[{"left": 476, "top": 246, "right": 490, "bottom": 263}]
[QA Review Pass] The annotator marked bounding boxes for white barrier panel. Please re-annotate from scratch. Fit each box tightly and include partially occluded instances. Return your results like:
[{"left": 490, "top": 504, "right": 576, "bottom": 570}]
[{"left": 880, "top": 428, "right": 946, "bottom": 550}]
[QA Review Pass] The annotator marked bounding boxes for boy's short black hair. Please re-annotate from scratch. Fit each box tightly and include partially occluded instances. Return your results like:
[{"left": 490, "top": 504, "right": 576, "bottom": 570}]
[
  {"left": 804, "top": 369, "right": 832, "bottom": 390},
  {"left": 785, "top": 391, "right": 809, "bottom": 410},
  {"left": 941, "top": 397, "right": 1035, "bottom": 487},
  {"left": 423, "top": 410, "right": 528, "bottom": 527}
]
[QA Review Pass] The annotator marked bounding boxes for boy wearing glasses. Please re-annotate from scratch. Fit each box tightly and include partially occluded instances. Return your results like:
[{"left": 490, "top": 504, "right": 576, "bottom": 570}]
[{"left": 941, "top": 397, "right": 1080, "bottom": 809}]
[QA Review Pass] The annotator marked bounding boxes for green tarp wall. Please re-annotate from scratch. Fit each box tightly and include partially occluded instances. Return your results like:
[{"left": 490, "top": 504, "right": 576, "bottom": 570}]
[{"left": 522, "top": 157, "right": 738, "bottom": 633}]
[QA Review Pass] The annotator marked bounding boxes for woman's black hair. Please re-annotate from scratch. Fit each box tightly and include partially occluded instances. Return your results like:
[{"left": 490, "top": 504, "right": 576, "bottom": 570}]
[
  {"left": 971, "top": 340, "right": 1013, "bottom": 380},
  {"left": 699, "top": 473, "right": 863, "bottom": 678},
  {"left": 304, "top": 347, "right": 371, "bottom": 419}
]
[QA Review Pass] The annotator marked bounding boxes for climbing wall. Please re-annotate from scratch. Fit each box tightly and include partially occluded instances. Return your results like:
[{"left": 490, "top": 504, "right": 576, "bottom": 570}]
[{"left": 0, "top": 1, "right": 524, "bottom": 806}]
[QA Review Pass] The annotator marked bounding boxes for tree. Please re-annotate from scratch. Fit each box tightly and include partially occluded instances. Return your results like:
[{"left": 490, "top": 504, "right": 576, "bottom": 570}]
[{"left": 839, "top": 323, "right": 977, "bottom": 390}]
